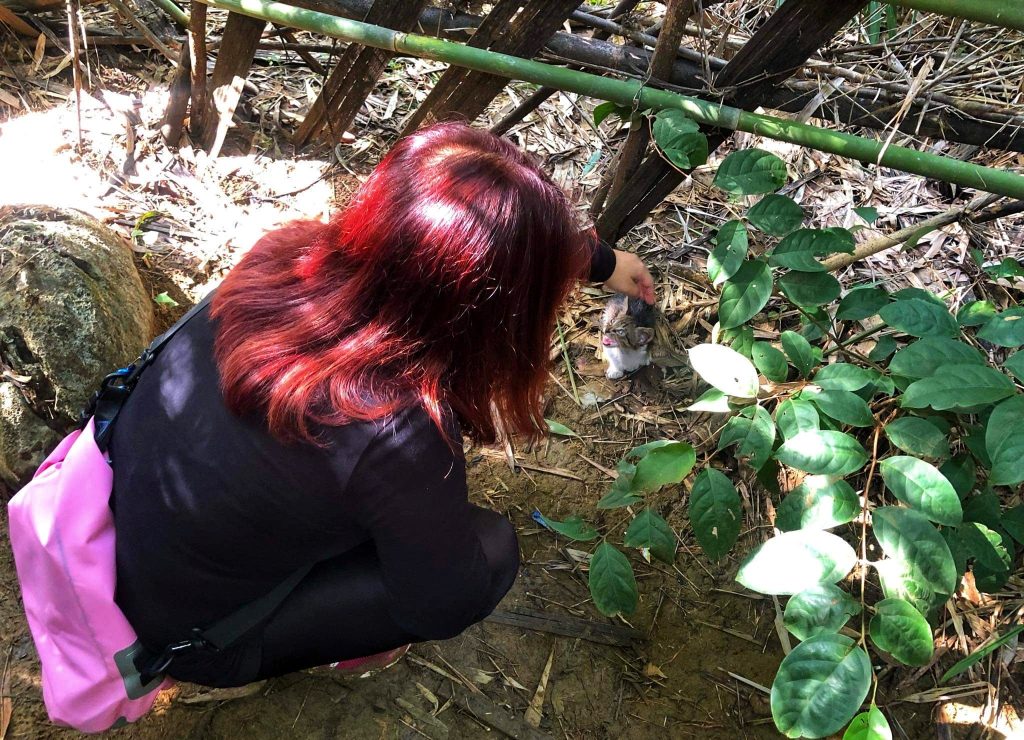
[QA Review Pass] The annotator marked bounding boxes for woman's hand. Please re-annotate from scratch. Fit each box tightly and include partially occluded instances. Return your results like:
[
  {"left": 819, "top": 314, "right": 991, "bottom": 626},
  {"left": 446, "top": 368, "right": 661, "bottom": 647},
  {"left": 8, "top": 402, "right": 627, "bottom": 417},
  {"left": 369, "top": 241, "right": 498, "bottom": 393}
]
[{"left": 604, "top": 249, "right": 655, "bottom": 304}]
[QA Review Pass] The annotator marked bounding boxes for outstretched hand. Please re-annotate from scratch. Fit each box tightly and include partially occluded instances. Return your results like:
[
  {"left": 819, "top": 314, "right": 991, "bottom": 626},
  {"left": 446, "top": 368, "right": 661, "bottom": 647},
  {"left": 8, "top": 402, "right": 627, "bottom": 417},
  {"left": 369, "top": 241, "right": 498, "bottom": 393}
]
[{"left": 604, "top": 249, "right": 655, "bottom": 305}]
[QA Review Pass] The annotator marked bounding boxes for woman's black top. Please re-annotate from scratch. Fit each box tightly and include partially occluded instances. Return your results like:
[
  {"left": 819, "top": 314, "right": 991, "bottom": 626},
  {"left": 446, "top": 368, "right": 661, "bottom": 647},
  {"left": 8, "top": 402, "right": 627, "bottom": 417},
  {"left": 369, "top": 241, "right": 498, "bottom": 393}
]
[{"left": 110, "top": 240, "right": 616, "bottom": 645}]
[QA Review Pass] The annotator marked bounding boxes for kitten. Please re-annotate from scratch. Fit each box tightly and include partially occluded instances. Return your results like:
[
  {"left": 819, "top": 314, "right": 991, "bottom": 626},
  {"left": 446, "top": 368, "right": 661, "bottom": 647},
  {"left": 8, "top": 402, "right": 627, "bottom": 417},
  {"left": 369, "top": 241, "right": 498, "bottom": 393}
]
[{"left": 601, "top": 294, "right": 655, "bottom": 379}]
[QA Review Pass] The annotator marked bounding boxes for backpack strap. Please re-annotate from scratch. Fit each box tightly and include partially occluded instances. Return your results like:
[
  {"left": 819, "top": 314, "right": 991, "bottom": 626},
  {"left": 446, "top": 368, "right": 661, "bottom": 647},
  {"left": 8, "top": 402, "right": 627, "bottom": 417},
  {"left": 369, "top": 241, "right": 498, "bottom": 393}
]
[{"left": 86, "top": 291, "right": 216, "bottom": 452}]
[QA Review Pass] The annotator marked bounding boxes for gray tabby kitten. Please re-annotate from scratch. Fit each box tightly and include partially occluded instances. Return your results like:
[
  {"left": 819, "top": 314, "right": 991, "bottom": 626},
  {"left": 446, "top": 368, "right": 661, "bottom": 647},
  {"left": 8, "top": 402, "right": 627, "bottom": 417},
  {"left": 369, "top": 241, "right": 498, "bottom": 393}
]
[{"left": 601, "top": 294, "right": 655, "bottom": 379}]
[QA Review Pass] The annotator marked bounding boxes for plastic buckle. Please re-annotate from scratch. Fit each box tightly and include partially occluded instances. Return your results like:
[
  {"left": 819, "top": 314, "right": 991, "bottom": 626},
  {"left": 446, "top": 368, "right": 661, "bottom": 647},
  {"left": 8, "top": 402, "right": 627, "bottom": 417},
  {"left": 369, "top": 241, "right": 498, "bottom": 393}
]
[{"left": 142, "top": 629, "right": 212, "bottom": 681}]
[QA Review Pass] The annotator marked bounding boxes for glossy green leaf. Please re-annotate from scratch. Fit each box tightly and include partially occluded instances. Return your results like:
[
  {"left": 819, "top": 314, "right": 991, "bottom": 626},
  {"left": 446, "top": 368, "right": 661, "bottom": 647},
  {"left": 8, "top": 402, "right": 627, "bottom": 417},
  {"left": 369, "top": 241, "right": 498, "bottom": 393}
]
[
  {"left": 687, "top": 388, "right": 733, "bottom": 413},
  {"left": 854, "top": 206, "right": 879, "bottom": 224},
  {"left": 939, "top": 454, "right": 976, "bottom": 500},
  {"left": 722, "top": 325, "right": 754, "bottom": 357},
  {"left": 545, "top": 419, "right": 579, "bottom": 437},
  {"left": 868, "top": 335, "right": 897, "bottom": 362},
  {"left": 624, "top": 508, "right": 676, "bottom": 563},
  {"left": 822, "top": 227, "right": 856, "bottom": 252},
  {"left": 888, "top": 338, "right": 985, "bottom": 379},
  {"left": 884, "top": 417, "right": 949, "bottom": 459},
  {"left": 879, "top": 456, "right": 962, "bottom": 525},
  {"left": 747, "top": 193, "right": 804, "bottom": 235},
  {"left": 843, "top": 705, "right": 892, "bottom": 740},
  {"left": 752, "top": 342, "right": 789, "bottom": 382},
  {"left": 719, "top": 259, "right": 773, "bottom": 329},
  {"left": 902, "top": 365, "right": 1015, "bottom": 411},
  {"left": 873, "top": 507, "right": 957, "bottom": 616},
  {"left": 941, "top": 625, "right": 1024, "bottom": 683},
  {"left": 593, "top": 101, "right": 630, "bottom": 126},
  {"left": 689, "top": 468, "right": 742, "bottom": 561},
  {"left": 769, "top": 229, "right": 833, "bottom": 272},
  {"left": 957, "top": 300, "right": 997, "bottom": 327},
  {"left": 771, "top": 633, "right": 871, "bottom": 739},
  {"left": 1003, "top": 351, "right": 1024, "bottom": 382},
  {"left": 541, "top": 513, "right": 598, "bottom": 541},
  {"left": 777, "top": 476, "right": 859, "bottom": 532},
  {"left": 713, "top": 148, "right": 787, "bottom": 195},
  {"left": 588, "top": 542, "right": 638, "bottom": 617},
  {"left": 984, "top": 258, "right": 1024, "bottom": 279},
  {"left": 737, "top": 529, "right": 857, "bottom": 595},
  {"left": 978, "top": 308, "right": 1024, "bottom": 347},
  {"left": 837, "top": 286, "right": 890, "bottom": 321},
  {"left": 807, "top": 389, "right": 875, "bottom": 428},
  {"left": 651, "top": 110, "right": 709, "bottom": 169},
  {"left": 879, "top": 299, "right": 958, "bottom": 338},
  {"left": 688, "top": 343, "right": 759, "bottom": 398},
  {"left": 813, "top": 363, "right": 876, "bottom": 392},
  {"left": 985, "top": 395, "right": 1024, "bottom": 485},
  {"left": 960, "top": 521, "right": 1011, "bottom": 591},
  {"left": 778, "top": 271, "right": 841, "bottom": 307},
  {"left": 783, "top": 583, "right": 861, "bottom": 640},
  {"left": 963, "top": 489, "right": 1001, "bottom": 529},
  {"left": 775, "top": 398, "right": 820, "bottom": 440},
  {"left": 631, "top": 441, "right": 696, "bottom": 493},
  {"left": 781, "top": 330, "right": 816, "bottom": 378},
  {"left": 1002, "top": 505, "right": 1024, "bottom": 545},
  {"left": 894, "top": 287, "right": 949, "bottom": 306},
  {"left": 776, "top": 430, "right": 868, "bottom": 476},
  {"left": 597, "top": 461, "right": 641, "bottom": 509},
  {"left": 708, "top": 219, "right": 748, "bottom": 286},
  {"left": 719, "top": 406, "right": 775, "bottom": 470},
  {"left": 153, "top": 292, "right": 179, "bottom": 307},
  {"left": 869, "top": 598, "right": 935, "bottom": 666}
]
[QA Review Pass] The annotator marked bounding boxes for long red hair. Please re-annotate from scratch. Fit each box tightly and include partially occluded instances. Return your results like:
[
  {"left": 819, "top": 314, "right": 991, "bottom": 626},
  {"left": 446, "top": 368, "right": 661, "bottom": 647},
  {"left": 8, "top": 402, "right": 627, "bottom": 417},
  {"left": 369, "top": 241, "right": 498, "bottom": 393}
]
[{"left": 212, "top": 122, "right": 590, "bottom": 444}]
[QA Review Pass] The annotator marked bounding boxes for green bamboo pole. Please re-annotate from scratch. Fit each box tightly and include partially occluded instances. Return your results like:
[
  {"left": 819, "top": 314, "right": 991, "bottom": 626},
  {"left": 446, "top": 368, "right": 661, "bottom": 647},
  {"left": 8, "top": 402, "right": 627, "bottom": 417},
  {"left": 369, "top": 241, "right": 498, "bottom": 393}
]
[
  {"left": 884, "top": 0, "right": 1024, "bottom": 32},
  {"left": 153, "top": 0, "right": 189, "bottom": 29},
  {"left": 195, "top": 0, "right": 1024, "bottom": 199}
]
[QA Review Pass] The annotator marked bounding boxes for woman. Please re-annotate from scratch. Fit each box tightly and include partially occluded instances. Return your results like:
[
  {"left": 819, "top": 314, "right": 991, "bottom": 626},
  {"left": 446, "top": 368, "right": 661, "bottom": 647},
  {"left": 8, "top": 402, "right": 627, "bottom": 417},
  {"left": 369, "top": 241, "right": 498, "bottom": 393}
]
[{"left": 110, "top": 122, "right": 654, "bottom": 687}]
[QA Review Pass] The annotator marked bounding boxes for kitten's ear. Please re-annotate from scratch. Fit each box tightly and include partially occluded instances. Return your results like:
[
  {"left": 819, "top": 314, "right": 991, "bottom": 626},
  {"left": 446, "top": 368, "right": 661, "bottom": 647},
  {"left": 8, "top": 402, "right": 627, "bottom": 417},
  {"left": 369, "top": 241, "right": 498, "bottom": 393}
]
[{"left": 636, "top": 327, "right": 655, "bottom": 346}]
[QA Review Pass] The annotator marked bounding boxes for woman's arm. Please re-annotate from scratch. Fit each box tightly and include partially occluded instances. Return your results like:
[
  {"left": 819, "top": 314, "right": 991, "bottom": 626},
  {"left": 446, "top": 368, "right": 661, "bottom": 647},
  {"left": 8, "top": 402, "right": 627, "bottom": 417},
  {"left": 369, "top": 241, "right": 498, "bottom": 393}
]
[{"left": 587, "top": 235, "right": 656, "bottom": 304}]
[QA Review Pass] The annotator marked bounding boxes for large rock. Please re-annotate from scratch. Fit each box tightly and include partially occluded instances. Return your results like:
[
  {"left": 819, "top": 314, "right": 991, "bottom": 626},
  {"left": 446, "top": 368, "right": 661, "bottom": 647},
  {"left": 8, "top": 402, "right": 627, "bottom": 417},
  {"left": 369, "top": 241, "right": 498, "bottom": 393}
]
[{"left": 0, "top": 206, "right": 154, "bottom": 492}]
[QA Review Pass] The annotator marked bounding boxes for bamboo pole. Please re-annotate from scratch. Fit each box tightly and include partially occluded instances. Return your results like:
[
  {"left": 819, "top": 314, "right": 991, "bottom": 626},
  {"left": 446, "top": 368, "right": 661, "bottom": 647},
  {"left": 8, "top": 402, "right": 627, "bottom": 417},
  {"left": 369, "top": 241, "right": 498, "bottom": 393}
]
[
  {"left": 884, "top": 0, "right": 1024, "bottom": 32},
  {"left": 193, "top": 0, "right": 1024, "bottom": 199}
]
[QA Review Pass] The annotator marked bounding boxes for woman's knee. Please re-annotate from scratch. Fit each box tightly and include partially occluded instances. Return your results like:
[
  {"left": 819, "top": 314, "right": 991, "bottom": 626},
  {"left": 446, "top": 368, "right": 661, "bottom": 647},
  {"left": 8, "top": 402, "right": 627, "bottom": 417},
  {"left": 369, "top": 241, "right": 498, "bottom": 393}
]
[{"left": 469, "top": 507, "right": 520, "bottom": 607}]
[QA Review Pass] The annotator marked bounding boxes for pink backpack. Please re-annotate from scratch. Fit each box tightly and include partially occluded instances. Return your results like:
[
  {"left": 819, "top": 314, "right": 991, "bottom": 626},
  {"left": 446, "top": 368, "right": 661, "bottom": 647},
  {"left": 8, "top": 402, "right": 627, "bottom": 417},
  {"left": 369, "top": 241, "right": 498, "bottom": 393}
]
[{"left": 8, "top": 295, "right": 310, "bottom": 732}]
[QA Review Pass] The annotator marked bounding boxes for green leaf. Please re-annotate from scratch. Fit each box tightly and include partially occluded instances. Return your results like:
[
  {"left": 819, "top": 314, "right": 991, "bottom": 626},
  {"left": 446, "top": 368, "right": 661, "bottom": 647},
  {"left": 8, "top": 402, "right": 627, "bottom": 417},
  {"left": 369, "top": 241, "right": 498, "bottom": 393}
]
[
  {"left": 769, "top": 229, "right": 838, "bottom": 272},
  {"left": 687, "top": 388, "right": 733, "bottom": 413},
  {"left": 843, "top": 705, "right": 893, "bottom": 740},
  {"left": 822, "top": 227, "right": 856, "bottom": 252},
  {"left": 879, "top": 456, "right": 962, "bottom": 526},
  {"left": 722, "top": 325, "right": 754, "bottom": 357},
  {"left": 719, "top": 406, "right": 775, "bottom": 470},
  {"left": 854, "top": 206, "right": 879, "bottom": 224},
  {"left": 1003, "top": 351, "right": 1024, "bottom": 382},
  {"left": 902, "top": 365, "right": 1015, "bottom": 411},
  {"left": 776, "top": 430, "right": 868, "bottom": 476},
  {"left": 777, "top": 476, "right": 859, "bottom": 532},
  {"left": 837, "top": 287, "right": 890, "bottom": 321},
  {"left": 631, "top": 441, "right": 696, "bottom": 493},
  {"left": 889, "top": 338, "right": 985, "bottom": 379},
  {"left": 963, "top": 489, "right": 1001, "bottom": 529},
  {"left": 719, "top": 259, "right": 773, "bottom": 329},
  {"left": 960, "top": 521, "right": 1011, "bottom": 590},
  {"left": 545, "top": 419, "right": 578, "bottom": 437},
  {"left": 688, "top": 343, "right": 759, "bottom": 398},
  {"left": 771, "top": 633, "right": 871, "bottom": 739},
  {"left": 812, "top": 363, "right": 875, "bottom": 392},
  {"left": 869, "top": 598, "right": 935, "bottom": 666},
  {"left": 737, "top": 529, "right": 857, "bottom": 595},
  {"left": 153, "top": 292, "right": 179, "bottom": 307},
  {"left": 957, "top": 300, "right": 997, "bottom": 327},
  {"left": 689, "top": 468, "right": 742, "bottom": 561},
  {"left": 747, "top": 194, "right": 804, "bottom": 236},
  {"left": 597, "top": 461, "right": 641, "bottom": 509},
  {"left": 939, "top": 453, "right": 976, "bottom": 500},
  {"left": 751, "top": 342, "right": 789, "bottom": 382},
  {"left": 651, "top": 110, "right": 709, "bottom": 169},
  {"left": 984, "top": 258, "right": 1024, "bottom": 279},
  {"left": 624, "top": 508, "right": 676, "bottom": 563},
  {"left": 873, "top": 507, "right": 957, "bottom": 616},
  {"left": 778, "top": 271, "right": 841, "bottom": 307},
  {"left": 868, "top": 336, "right": 897, "bottom": 362},
  {"left": 593, "top": 101, "right": 630, "bottom": 126},
  {"left": 985, "top": 395, "right": 1024, "bottom": 485},
  {"left": 708, "top": 219, "right": 748, "bottom": 286},
  {"left": 713, "top": 148, "right": 787, "bottom": 195},
  {"left": 1002, "top": 505, "right": 1024, "bottom": 545},
  {"left": 806, "top": 389, "right": 875, "bottom": 428},
  {"left": 776, "top": 398, "right": 820, "bottom": 440},
  {"left": 894, "top": 287, "right": 949, "bottom": 307},
  {"left": 540, "top": 513, "right": 598, "bottom": 541},
  {"left": 588, "top": 542, "right": 638, "bottom": 617},
  {"left": 978, "top": 308, "right": 1024, "bottom": 347},
  {"left": 781, "top": 330, "right": 816, "bottom": 378},
  {"left": 879, "top": 299, "right": 958, "bottom": 338},
  {"left": 783, "top": 583, "right": 861, "bottom": 640},
  {"left": 941, "top": 625, "right": 1024, "bottom": 683},
  {"left": 883, "top": 417, "right": 948, "bottom": 460}
]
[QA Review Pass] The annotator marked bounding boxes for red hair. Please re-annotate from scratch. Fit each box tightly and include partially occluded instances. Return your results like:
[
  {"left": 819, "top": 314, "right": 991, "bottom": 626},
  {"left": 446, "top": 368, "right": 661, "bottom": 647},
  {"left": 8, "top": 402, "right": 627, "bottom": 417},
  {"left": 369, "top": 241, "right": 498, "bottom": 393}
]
[{"left": 212, "top": 122, "right": 590, "bottom": 444}]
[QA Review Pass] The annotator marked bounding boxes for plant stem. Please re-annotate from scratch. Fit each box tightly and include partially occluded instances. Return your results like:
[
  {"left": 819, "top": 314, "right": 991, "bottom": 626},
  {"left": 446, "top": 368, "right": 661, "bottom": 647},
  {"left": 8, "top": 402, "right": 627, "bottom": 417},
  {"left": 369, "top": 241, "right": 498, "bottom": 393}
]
[
  {"left": 556, "top": 318, "right": 581, "bottom": 406},
  {"left": 884, "top": 0, "right": 1024, "bottom": 32},
  {"left": 858, "top": 424, "right": 884, "bottom": 647},
  {"left": 822, "top": 324, "right": 888, "bottom": 357}
]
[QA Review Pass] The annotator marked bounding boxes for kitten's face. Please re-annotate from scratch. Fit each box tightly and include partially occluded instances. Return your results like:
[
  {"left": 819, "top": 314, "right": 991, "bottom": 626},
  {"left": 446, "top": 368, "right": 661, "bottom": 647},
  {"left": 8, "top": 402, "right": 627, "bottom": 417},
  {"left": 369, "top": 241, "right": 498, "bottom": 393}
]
[{"left": 601, "top": 295, "right": 654, "bottom": 350}]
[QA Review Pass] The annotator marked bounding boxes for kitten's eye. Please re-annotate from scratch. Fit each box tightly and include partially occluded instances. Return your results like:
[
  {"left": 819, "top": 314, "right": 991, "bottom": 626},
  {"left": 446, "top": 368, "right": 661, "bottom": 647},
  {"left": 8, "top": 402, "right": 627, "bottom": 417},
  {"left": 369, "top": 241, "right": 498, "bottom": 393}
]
[{"left": 616, "top": 329, "right": 626, "bottom": 335}]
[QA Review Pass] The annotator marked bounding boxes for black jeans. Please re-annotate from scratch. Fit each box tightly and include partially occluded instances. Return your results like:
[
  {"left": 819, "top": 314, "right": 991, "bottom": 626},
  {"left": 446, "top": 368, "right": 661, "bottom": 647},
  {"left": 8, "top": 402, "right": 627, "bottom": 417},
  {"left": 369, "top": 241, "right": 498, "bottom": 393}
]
[{"left": 165, "top": 507, "right": 519, "bottom": 687}]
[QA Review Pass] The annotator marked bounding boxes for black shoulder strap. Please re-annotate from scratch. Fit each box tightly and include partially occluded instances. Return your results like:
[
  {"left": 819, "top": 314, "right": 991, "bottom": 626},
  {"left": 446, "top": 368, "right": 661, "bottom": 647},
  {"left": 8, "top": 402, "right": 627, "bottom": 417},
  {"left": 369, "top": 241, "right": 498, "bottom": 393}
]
[{"left": 90, "top": 291, "right": 216, "bottom": 451}]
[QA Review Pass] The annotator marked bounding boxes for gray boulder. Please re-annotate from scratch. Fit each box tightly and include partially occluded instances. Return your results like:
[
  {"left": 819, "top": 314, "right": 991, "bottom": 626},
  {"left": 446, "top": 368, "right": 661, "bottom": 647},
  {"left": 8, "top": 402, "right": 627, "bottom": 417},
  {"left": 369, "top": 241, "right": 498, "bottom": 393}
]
[{"left": 0, "top": 205, "right": 154, "bottom": 492}]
